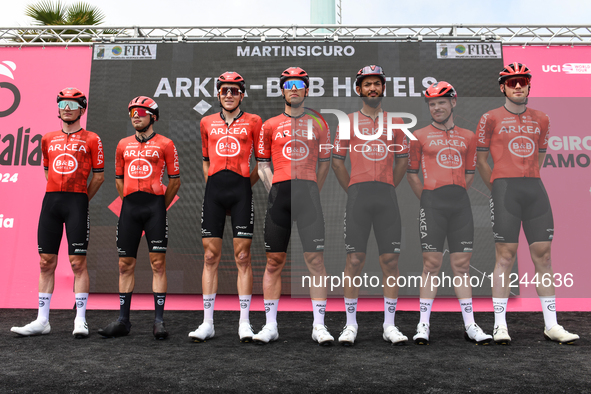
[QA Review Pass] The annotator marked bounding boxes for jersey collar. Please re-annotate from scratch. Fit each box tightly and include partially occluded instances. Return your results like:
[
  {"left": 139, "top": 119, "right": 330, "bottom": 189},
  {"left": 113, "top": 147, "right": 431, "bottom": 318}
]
[
  {"left": 283, "top": 112, "right": 306, "bottom": 119},
  {"left": 61, "top": 128, "right": 83, "bottom": 135},
  {"left": 220, "top": 110, "right": 244, "bottom": 122},
  {"left": 135, "top": 132, "right": 157, "bottom": 143}
]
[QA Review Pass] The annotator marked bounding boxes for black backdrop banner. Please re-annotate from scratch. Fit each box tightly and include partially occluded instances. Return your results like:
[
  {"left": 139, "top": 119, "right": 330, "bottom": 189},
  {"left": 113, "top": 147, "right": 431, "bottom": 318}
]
[{"left": 86, "top": 42, "right": 508, "bottom": 295}]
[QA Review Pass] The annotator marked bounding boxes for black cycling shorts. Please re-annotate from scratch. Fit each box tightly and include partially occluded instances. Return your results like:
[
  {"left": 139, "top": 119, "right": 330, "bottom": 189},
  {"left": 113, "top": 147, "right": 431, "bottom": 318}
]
[
  {"left": 201, "top": 170, "right": 254, "bottom": 239},
  {"left": 38, "top": 192, "right": 89, "bottom": 256},
  {"left": 117, "top": 191, "right": 168, "bottom": 258},
  {"left": 490, "top": 177, "right": 554, "bottom": 244},
  {"left": 264, "top": 180, "right": 325, "bottom": 253},
  {"left": 419, "top": 185, "right": 474, "bottom": 254},
  {"left": 344, "top": 181, "right": 401, "bottom": 255}
]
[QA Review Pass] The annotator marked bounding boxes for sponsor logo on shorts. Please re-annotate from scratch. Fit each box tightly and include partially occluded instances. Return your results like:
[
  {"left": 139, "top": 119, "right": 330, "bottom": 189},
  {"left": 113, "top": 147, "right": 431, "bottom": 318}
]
[
  {"left": 236, "top": 226, "right": 247, "bottom": 229},
  {"left": 463, "top": 248, "right": 473, "bottom": 252},
  {"left": 421, "top": 243, "right": 437, "bottom": 252},
  {"left": 237, "top": 232, "right": 253, "bottom": 237},
  {"left": 151, "top": 240, "right": 163, "bottom": 244},
  {"left": 74, "top": 248, "right": 87, "bottom": 253},
  {"left": 461, "top": 241, "right": 472, "bottom": 245},
  {"left": 72, "top": 243, "right": 84, "bottom": 246},
  {"left": 316, "top": 245, "right": 324, "bottom": 251}
]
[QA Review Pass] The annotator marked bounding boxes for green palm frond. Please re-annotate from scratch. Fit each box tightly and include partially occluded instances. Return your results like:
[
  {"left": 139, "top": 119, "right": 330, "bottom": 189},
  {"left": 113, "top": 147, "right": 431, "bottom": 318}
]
[
  {"left": 25, "top": 0, "right": 67, "bottom": 25},
  {"left": 66, "top": 2, "right": 105, "bottom": 25}
]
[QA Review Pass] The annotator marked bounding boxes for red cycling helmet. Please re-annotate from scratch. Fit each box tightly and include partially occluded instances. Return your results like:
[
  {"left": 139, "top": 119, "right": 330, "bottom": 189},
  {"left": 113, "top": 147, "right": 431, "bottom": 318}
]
[
  {"left": 280, "top": 67, "right": 309, "bottom": 88},
  {"left": 57, "top": 87, "right": 87, "bottom": 109},
  {"left": 425, "top": 81, "right": 457, "bottom": 101},
  {"left": 128, "top": 96, "right": 159, "bottom": 120},
  {"left": 355, "top": 65, "right": 386, "bottom": 87},
  {"left": 216, "top": 71, "right": 246, "bottom": 93},
  {"left": 499, "top": 62, "right": 532, "bottom": 84}
]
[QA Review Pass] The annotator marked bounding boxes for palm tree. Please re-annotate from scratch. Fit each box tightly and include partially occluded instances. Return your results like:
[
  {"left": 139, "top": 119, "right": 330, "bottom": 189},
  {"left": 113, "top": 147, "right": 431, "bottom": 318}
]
[
  {"left": 19, "top": 1, "right": 107, "bottom": 43},
  {"left": 25, "top": 0, "right": 106, "bottom": 26}
]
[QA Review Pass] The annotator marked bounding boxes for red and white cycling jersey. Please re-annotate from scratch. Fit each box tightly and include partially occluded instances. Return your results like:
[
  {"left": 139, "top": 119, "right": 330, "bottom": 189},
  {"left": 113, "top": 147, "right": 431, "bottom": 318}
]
[
  {"left": 200, "top": 111, "right": 262, "bottom": 178},
  {"left": 408, "top": 125, "right": 476, "bottom": 191},
  {"left": 332, "top": 111, "right": 409, "bottom": 187},
  {"left": 115, "top": 133, "right": 180, "bottom": 197},
  {"left": 477, "top": 106, "right": 549, "bottom": 182},
  {"left": 255, "top": 112, "right": 330, "bottom": 184},
  {"left": 42, "top": 129, "right": 104, "bottom": 194}
]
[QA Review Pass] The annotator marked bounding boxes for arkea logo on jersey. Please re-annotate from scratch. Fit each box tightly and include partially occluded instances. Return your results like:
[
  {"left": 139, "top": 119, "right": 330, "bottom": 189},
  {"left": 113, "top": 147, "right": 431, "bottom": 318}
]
[
  {"left": 48, "top": 143, "right": 88, "bottom": 153},
  {"left": 436, "top": 148, "right": 462, "bottom": 169},
  {"left": 128, "top": 158, "right": 153, "bottom": 179},
  {"left": 282, "top": 140, "right": 309, "bottom": 161},
  {"left": 498, "top": 125, "right": 541, "bottom": 135},
  {"left": 52, "top": 153, "right": 78, "bottom": 174},
  {"left": 215, "top": 136, "right": 240, "bottom": 157},
  {"left": 508, "top": 136, "right": 535, "bottom": 158}
]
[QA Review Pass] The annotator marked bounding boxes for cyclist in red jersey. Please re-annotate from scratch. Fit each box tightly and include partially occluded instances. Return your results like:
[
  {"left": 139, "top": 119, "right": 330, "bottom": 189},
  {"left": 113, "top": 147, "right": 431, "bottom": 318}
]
[
  {"left": 252, "top": 67, "right": 333, "bottom": 344},
  {"left": 99, "top": 96, "right": 180, "bottom": 340},
  {"left": 407, "top": 81, "right": 492, "bottom": 345},
  {"left": 189, "top": 72, "right": 261, "bottom": 343},
  {"left": 331, "top": 65, "right": 409, "bottom": 346},
  {"left": 11, "top": 88, "right": 104, "bottom": 338},
  {"left": 476, "top": 63, "right": 578, "bottom": 344}
]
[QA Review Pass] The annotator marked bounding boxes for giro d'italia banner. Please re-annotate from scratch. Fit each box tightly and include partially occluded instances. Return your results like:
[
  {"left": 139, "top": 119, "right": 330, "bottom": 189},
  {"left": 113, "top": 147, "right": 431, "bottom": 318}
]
[
  {"left": 1, "top": 42, "right": 590, "bottom": 306},
  {"left": 0, "top": 47, "right": 93, "bottom": 308}
]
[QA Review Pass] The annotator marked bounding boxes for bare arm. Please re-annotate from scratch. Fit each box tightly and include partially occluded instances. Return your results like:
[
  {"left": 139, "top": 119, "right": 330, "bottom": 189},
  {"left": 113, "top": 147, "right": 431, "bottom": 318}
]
[
  {"left": 407, "top": 173, "right": 423, "bottom": 199},
  {"left": 116, "top": 178, "right": 124, "bottom": 200},
  {"left": 476, "top": 151, "right": 493, "bottom": 192},
  {"left": 316, "top": 161, "right": 330, "bottom": 191},
  {"left": 538, "top": 152, "right": 546, "bottom": 170},
  {"left": 202, "top": 161, "right": 210, "bottom": 184},
  {"left": 331, "top": 157, "right": 350, "bottom": 192},
  {"left": 465, "top": 173, "right": 475, "bottom": 190},
  {"left": 250, "top": 162, "right": 260, "bottom": 187},
  {"left": 44, "top": 169, "right": 48, "bottom": 181},
  {"left": 257, "top": 162, "right": 273, "bottom": 193},
  {"left": 87, "top": 172, "right": 104, "bottom": 201},
  {"left": 393, "top": 156, "right": 408, "bottom": 187},
  {"left": 164, "top": 177, "right": 181, "bottom": 209}
]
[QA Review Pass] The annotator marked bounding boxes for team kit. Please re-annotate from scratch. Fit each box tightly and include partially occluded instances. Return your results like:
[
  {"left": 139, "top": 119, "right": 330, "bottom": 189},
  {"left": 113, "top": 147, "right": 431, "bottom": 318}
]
[{"left": 10, "top": 63, "right": 579, "bottom": 346}]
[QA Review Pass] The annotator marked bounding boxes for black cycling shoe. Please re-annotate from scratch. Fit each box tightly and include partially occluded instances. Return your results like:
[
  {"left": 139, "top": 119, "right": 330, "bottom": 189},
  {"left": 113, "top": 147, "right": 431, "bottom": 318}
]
[
  {"left": 98, "top": 320, "right": 131, "bottom": 338},
  {"left": 153, "top": 321, "right": 169, "bottom": 340}
]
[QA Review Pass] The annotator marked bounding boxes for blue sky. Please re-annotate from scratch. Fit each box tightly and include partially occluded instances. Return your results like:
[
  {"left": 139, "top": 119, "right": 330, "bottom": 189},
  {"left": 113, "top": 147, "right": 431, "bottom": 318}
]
[{"left": 1, "top": 0, "right": 590, "bottom": 26}]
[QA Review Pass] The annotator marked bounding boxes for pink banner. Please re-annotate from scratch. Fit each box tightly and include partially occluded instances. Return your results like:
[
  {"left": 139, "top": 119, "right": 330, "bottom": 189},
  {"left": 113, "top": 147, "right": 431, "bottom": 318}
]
[
  {"left": 503, "top": 46, "right": 591, "bottom": 97},
  {"left": 503, "top": 46, "right": 591, "bottom": 299},
  {"left": 0, "top": 47, "right": 92, "bottom": 308}
]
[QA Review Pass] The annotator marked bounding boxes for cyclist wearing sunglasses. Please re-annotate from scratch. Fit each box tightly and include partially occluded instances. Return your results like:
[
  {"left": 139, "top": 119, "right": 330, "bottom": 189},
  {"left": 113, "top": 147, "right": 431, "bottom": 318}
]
[
  {"left": 476, "top": 62, "right": 579, "bottom": 345},
  {"left": 98, "top": 96, "right": 180, "bottom": 340},
  {"left": 407, "top": 81, "right": 492, "bottom": 345},
  {"left": 331, "top": 65, "right": 409, "bottom": 346},
  {"left": 189, "top": 72, "right": 262, "bottom": 343},
  {"left": 11, "top": 88, "right": 104, "bottom": 339},
  {"left": 253, "top": 67, "right": 333, "bottom": 345}
]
